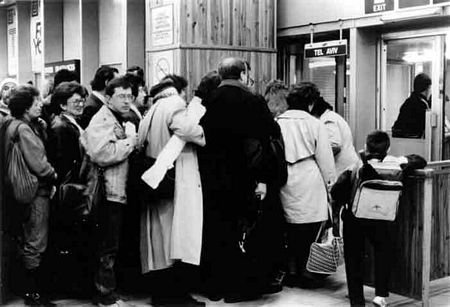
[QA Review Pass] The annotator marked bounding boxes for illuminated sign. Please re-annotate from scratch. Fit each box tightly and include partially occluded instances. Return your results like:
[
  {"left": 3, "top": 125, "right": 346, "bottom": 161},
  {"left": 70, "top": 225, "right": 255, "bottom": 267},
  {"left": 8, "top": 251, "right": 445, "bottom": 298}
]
[{"left": 365, "top": 0, "right": 394, "bottom": 14}]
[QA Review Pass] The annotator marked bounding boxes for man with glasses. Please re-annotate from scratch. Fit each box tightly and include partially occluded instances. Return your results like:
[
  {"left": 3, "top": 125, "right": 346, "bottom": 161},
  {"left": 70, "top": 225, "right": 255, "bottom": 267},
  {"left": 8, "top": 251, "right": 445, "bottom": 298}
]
[
  {"left": 199, "top": 57, "right": 270, "bottom": 303},
  {"left": 81, "top": 76, "right": 137, "bottom": 307}
]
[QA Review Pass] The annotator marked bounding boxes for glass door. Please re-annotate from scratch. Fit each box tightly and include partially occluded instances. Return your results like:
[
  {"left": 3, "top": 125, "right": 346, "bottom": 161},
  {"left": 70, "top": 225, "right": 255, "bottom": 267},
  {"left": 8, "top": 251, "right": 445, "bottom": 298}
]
[{"left": 380, "top": 33, "right": 445, "bottom": 161}]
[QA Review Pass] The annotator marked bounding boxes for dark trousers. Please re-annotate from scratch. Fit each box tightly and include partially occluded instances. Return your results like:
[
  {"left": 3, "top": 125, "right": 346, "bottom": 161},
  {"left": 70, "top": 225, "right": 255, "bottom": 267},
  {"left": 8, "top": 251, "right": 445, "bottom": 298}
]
[
  {"left": 342, "top": 210, "right": 392, "bottom": 306},
  {"left": 201, "top": 192, "right": 262, "bottom": 296},
  {"left": 286, "top": 222, "right": 322, "bottom": 275},
  {"left": 95, "top": 201, "right": 123, "bottom": 305}
]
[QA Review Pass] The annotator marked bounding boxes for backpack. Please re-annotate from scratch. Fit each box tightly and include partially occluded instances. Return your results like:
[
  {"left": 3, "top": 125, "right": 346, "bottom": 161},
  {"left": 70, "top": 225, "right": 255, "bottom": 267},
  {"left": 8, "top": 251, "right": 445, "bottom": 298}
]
[{"left": 351, "top": 152, "right": 403, "bottom": 221}]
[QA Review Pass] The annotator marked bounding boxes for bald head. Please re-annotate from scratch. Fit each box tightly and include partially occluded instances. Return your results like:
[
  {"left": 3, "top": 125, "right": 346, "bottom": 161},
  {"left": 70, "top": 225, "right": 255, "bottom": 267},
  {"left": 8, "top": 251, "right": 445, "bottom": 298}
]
[{"left": 218, "top": 57, "right": 246, "bottom": 80}]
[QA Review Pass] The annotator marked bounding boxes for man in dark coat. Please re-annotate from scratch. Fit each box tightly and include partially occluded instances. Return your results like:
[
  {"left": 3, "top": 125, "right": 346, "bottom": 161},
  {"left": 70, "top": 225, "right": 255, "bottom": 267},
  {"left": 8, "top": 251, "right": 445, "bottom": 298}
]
[
  {"left": 199, "top": 57, "right": 271, "bottom": 303},
  {"left": 79, "top": 66, "right": 118, "bottom": 129},
  {"left": 392, "top": 73, "right": 431, "bottom": 138}
]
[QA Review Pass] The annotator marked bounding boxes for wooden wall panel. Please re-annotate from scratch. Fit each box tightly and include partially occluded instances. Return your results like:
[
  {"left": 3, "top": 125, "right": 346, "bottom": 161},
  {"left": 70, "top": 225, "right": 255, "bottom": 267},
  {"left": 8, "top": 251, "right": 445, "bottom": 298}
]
[
  {"left": 179, "top": 0, "right": 275, "bottom": 49},
  {"left": 430, "top": 172, "right": 450, "bottom": 280},
  {"left": 179, "top": 48, "right": 276, "bottom": 99}
]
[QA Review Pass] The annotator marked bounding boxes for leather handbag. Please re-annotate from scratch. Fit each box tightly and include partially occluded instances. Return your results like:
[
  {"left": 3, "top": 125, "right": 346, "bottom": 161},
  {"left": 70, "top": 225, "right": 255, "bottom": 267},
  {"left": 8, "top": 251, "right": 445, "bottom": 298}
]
[{"left": 6, "top": 122, "right": 38, "bottom": 204}]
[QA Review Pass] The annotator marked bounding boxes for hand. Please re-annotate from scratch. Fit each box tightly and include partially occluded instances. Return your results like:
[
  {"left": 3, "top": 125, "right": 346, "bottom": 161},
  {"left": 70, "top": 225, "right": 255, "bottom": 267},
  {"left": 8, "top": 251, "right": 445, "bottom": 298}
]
[{"left": 254, "top": 182, "right": 267, "bottom": 201}]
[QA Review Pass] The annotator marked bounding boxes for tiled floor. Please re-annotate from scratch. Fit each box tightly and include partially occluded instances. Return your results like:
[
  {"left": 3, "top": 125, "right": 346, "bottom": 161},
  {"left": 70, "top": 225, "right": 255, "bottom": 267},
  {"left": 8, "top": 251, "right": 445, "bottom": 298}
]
[{"left": 4, "top": 266, "right": 450, "bottom": 306}]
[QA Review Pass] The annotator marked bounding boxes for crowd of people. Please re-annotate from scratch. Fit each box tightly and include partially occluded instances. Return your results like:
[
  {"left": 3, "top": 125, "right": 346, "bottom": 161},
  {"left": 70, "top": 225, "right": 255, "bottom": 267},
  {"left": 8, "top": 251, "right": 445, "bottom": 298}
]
[{"left": 0, "top": 57, "right": 426, "bottom": 307}]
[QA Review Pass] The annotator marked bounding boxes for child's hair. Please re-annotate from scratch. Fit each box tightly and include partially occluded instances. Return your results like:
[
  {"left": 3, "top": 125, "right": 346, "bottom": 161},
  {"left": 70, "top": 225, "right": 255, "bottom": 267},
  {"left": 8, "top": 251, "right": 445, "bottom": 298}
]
[{"left": 366, "top": 130, "right": 390, "bottom": 160}]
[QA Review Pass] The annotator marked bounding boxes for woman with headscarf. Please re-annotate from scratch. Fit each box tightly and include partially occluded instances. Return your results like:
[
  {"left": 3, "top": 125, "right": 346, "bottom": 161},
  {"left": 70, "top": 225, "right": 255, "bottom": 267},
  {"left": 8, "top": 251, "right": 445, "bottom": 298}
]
[{"left": 138, "top": 75, "right": 206, "bottom": 306}]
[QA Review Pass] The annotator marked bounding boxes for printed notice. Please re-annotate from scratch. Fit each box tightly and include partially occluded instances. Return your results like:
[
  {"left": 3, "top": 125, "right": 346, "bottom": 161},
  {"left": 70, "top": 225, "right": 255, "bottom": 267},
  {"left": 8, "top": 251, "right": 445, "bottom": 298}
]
[{"left": 151, "top": 5, "right": 174, "bottom": 46}]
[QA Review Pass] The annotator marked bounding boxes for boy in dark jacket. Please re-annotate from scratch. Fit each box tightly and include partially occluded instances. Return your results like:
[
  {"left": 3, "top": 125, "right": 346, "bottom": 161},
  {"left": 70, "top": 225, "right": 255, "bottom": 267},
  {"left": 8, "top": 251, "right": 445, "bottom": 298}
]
[{"left": 331, "top": 130, "right": 426, "bottom": 307}]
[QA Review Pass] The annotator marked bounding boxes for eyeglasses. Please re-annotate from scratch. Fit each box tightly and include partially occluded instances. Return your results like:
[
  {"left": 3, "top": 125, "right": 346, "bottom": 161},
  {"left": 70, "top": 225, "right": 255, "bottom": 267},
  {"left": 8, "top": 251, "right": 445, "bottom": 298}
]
[
  {"left": 68, "top": 98, "right": 85, "bottom": 105},
  {"left": 113, "top": 93, "right": 134, "bottom": 100},
  {"left": 248, "top": 77, "right": 255, "bottom": 87}
]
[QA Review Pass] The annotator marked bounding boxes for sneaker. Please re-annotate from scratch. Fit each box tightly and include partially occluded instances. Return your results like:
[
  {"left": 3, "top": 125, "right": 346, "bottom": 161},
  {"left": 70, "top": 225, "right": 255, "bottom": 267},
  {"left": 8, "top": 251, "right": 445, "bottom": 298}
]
[{"left": 372, "top": 296, "right": 388, "bottom": 307}]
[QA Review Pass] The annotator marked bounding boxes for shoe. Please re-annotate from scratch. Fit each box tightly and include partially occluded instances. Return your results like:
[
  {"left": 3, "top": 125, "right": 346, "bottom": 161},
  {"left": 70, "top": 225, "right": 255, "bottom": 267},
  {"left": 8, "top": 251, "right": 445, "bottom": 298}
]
[
  {"left": 205, "top": 292, "right": 223, "bottom": 301},
  {"left": 98, "top": 303, "right": 119, "bottom": 307},
  {"left": 152, "top": 295, "right": 205, "bottom": 307},
  {"left": 24, "top": 292, "right": 56, "bottom": 306},
  {"left": 260, "top": 283, "right": 283, "bottom": 295},
  {"left": 224, "top": 292, "right": 261, "bottom": 303},
  {"left": 373, "top": 296, "right": 388, "bottom": 307}
]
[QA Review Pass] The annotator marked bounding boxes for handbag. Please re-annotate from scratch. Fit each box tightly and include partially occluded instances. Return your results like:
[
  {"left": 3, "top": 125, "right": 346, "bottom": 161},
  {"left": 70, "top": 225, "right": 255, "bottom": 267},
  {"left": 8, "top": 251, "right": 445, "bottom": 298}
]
[
  {"left": 6, "top": 122, "right": 38, "bottom": 204},
  {"left": 306, "top": 204, "right": 344, "bottom": 275}
]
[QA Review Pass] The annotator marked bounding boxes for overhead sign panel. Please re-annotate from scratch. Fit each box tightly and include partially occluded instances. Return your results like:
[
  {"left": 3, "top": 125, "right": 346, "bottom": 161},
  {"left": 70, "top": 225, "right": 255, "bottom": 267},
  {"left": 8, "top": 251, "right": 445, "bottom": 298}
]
[
  {"left": 304, "top": 40, "right": 347, "bottom": 58},
  {"left": 365, "top": 0, "right": 394, "bottom": 14},
  {"left": 399, "top": 0, "right": 430, "bottom": 8}
]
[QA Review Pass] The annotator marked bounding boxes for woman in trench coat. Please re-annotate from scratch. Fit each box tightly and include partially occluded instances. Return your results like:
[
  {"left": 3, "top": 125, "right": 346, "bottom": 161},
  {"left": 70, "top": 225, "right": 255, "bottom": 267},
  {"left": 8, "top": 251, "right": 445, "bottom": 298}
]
[{"left": 277, "top": 83, "right": 336, "bottom": 288}]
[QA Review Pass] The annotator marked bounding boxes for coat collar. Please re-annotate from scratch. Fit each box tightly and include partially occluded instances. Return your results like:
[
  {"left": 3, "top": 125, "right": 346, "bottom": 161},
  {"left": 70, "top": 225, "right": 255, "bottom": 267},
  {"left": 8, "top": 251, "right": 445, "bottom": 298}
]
[
  {"left": 218, "top": 79, "right": 249, "bottom": 92},
  {"left": 277, "top": 109, "right": 311, "bottom": 119}
]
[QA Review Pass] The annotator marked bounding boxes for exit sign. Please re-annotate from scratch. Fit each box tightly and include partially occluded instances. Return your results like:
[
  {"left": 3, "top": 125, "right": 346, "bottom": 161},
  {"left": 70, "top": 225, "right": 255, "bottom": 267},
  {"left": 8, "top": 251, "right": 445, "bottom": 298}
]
[{"left": 304, "top": 40, "right": 347, "bottom": 58}]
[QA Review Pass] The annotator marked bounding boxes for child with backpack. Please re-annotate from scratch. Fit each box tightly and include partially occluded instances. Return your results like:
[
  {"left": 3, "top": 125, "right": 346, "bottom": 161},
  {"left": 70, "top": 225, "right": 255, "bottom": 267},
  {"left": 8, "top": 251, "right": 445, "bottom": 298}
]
[{"left": 331, "top": 130, "right": 426, "bottom": 307}]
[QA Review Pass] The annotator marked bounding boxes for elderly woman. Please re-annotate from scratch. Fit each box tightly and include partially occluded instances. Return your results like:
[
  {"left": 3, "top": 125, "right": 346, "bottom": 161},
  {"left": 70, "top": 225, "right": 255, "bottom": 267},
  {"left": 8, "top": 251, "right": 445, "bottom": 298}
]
[
  {"left": 138, "top": 75, "right": 206, "bottom": 306},
  {"left": 0, "top": 78, "right": 18, "bottom": 121},
  {"left": 0, "top": 85, "right": 57, "bottom": 306},
  {"left": 304, "top": 82, "right": 358, "bottom": 176},
  {"left": 277, "top": 83, "right": 336, "bottom": 288}
]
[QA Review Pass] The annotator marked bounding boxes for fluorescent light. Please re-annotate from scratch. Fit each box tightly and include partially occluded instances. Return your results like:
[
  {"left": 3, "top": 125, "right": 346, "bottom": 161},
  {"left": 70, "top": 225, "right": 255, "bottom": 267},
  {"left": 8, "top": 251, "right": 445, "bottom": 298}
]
[
  {"left": 380, "top": 7, "right": 443, "bottom": 22},
  {"left": 308, "top": 59, "right": 335, "bottom": 69},
  {"left": 402, "top": 50, "right": 434, "bottom": 63}
]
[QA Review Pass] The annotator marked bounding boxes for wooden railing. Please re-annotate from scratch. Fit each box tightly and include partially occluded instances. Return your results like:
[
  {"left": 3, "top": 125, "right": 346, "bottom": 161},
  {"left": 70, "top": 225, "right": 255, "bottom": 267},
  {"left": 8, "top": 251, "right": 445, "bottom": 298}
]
[{"left": 364, "top": 162, "right": 450, "bottom": 307}]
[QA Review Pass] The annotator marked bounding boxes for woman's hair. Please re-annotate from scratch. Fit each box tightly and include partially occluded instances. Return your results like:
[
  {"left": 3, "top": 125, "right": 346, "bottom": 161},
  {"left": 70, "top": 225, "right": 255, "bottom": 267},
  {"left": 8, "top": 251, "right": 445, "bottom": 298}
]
[
  {"left": 161, "top": 74, "right": 188, "bottom": 94},
  {"left": 8, "top": 85, "right": 40, "bottom": 118},
  {"left": 149, "top": 78, "right": 175, "bottom": 98},
  {"left": 194, "top": 71, "right": 221, "bottom": 100},
  {"left": 287, "top": 82, "right": 320, "bottom": 111},
  {"left": 50, "top": 81, "right": 88, "bottom": 115},
  {"left": 264, "top": 80, "right": 288, "bottom": 117},
  {"left": 310, "top": 97, "right": 333, "bottom": 118}
]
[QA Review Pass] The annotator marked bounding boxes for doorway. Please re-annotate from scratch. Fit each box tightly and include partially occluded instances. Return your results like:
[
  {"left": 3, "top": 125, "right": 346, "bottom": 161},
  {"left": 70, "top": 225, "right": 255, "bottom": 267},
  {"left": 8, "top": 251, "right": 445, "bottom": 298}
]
[{"left": 379, "top": 30, "right": 448, "bottom": 161}]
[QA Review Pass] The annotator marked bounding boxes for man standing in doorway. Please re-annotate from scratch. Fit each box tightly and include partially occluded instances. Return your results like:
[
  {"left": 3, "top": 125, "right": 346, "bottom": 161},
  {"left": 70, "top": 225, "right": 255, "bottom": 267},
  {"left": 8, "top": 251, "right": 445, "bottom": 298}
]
[{"left": 392, "top": 73, "right": 432, "bottom": 138}]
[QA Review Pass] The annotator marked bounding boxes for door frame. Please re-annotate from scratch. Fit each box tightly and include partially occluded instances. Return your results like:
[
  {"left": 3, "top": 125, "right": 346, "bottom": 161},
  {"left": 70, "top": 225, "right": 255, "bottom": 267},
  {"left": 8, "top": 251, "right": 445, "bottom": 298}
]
[{"left": 378, "top": 28, "right": 447, "bottom": 161}]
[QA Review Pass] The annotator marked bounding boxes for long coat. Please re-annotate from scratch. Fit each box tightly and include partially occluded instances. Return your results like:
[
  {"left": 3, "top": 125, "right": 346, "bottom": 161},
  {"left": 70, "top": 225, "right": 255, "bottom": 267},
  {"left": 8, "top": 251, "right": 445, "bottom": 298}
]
[
  {"left": 277, "top": 110, "right": 336, "bottom": 224},
  {"left": 139, "top": 87, "right": 205, "bottom": 272}
]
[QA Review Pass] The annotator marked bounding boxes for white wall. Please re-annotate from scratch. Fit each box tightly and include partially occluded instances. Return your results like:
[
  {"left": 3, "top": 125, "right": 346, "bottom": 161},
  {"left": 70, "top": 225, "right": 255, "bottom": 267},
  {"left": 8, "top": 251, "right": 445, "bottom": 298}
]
[
  {"left": 63, "top": 0, "right": 80, "bottom": 61},
  {"left": 127, "top": 0, "right": 145, "bottom": 72},
  {"left": 99, "top": 0, "right": 125, "bottom": 71},
  {"left": 278, "top": 0, "right": 364, "bottom": 29},
  {"left": 0, "top": 9, "right": 8, "bottom": 80},
  {"left": 44, "top": 0, "right": 63, "bottom": 63},
  {"left": 17, "top": 2, "right": 32, "bottom": 83},
  {"left": 349, "top": 28, "right": 378, "bottom": 150},
  {"left": 81, "top": 0, "right": 99, "bottom": 87}
]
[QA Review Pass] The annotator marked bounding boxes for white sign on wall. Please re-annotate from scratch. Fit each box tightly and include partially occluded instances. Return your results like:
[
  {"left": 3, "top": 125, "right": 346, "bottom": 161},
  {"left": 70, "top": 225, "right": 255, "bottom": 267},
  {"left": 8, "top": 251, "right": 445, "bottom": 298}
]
[
  {"left": 7, "top": 6, "right": 18, "bottom": 76},
  {"left": 151, "top": 4, "right": 174, "bottom": 46},
  {"left": 30, "top": 0, "right": 43, "bottom": 73},
  {"left": 151, "top": 50, "right": 174, "bottom": 85}
]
